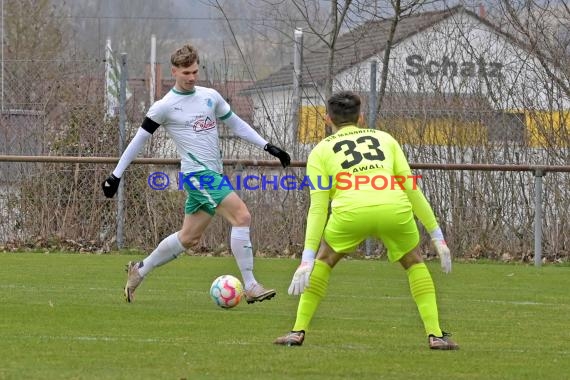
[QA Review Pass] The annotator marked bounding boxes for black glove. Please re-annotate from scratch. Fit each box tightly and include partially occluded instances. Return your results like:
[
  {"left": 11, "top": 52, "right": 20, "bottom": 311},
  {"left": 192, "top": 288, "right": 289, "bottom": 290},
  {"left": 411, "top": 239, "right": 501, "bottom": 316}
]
[
  {"left": 264, "top": 143, "right": 291, "bottom": 168},
  {"left": 102, "top": 174, "right": 121, "bottom": 198}
]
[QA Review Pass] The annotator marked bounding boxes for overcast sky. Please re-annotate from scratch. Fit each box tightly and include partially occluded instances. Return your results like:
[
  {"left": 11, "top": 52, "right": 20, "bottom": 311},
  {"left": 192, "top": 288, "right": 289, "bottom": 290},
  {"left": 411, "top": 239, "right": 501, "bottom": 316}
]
[
  {"left": 63, "top": 0, "right": 240, "bottom": 38},
  {"left": 53, "top": 0, "right": 508, "bottom": 71}
]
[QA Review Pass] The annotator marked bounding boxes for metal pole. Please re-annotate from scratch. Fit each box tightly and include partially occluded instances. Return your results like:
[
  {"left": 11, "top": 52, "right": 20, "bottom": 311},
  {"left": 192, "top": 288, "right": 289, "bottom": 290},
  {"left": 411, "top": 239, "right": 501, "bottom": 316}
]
[
  {"left": 1, "top": 0, "right": 4, "bottom": 113},
  {"left": 150, "top": 34, "right": 156, "bottom": 106},
  {"left": 291, "top": 28, "right": 303, "bottom": 144},
  {"left": 116, "top": 53, "right": 128, "bottom": 249},
  {"left": 533, "top": 169, "right": 544, "bottom": 267},
  {"left": 104, "top": 39, "right": 112, "bottom": 119},
  {"left": 365, "top": 60, "right": 378, "bottom": 258},
  {"left": 368, "top": 60, "right": 378, "bottom": 129}
]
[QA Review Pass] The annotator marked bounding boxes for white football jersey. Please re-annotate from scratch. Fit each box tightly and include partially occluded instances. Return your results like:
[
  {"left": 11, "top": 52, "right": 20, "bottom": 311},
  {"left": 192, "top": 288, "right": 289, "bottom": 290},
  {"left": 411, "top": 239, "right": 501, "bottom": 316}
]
[{"left": 146, "top": 86, "right": 231, "bottom": 174}]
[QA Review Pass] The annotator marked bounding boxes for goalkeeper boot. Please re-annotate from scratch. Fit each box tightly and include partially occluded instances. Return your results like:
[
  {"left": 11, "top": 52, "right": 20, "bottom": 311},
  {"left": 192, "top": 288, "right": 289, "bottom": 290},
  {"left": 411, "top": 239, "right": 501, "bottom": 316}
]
[
  {"left": 124, "top": 261, "right": 144, "bottom": 303},
  {"left": 428, "top": 331, "right": 459, "bottom": 350},
  {"left": 244, "top": 283, "right": 276, "bottom": 304},
  {"left": 274, "top": 330, "right": 305, "bottom": 346}
]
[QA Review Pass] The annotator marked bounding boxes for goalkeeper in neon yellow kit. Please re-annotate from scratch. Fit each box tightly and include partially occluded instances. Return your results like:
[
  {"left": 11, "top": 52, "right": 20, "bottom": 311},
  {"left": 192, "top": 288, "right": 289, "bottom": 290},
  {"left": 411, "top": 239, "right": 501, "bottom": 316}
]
[{"left": 274, "top": 91, "right": 458, "bottom": 350}]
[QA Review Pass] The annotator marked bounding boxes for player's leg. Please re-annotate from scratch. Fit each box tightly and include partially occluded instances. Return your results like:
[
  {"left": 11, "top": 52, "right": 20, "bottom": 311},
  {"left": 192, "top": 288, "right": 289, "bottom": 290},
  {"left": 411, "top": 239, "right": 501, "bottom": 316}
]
[
  {"left": 293, "top": 238, "right": 345, "bottom": 328},
  {"left": 399, "top": 248, "right": 458, "bottom": 349},
  {"left": 124, "top": 211, "right": 212, "bottom": 303},
  {"left": 124, "top": 172, "right": 216, "bottom": 303},
  {"left": 378, "top": 205, "right": 458, "bottom": 349},
  {"left": 216, "top": 192, "right": 275, "bottom": 303},
  {"left": 139, "top": 211, "right": 212, "bottom": 275},
  {"left": 399, "top": 248, "right": 442, "bottom": 337},
  {"left": 303, "top": 240, "right": 344, "bottom": 327},
  {"left": 274, "top": 240, "right": 341, "bottom": 346},
  {"left": 275, "top": 210, "right": 365, "bottom": 346}
]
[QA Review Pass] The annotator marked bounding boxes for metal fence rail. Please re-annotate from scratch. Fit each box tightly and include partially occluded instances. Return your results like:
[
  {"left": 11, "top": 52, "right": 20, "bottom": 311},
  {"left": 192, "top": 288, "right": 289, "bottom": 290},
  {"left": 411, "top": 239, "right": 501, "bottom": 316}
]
[{"left": 3, "top": 155, "right": 570, "bottom": 172}]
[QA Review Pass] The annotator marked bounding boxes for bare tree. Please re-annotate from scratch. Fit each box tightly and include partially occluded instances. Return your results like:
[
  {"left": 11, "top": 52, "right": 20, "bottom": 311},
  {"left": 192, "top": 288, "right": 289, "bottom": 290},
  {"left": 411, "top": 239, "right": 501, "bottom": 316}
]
[
  {"left": 498, "top": 0, "right": 570, "bottom": 98},
  {"left": 376, "top": 0, "right": 431, "bottom": 114},
  {"left": 2, "top": 0, "right": 70, "bottom": 112}
]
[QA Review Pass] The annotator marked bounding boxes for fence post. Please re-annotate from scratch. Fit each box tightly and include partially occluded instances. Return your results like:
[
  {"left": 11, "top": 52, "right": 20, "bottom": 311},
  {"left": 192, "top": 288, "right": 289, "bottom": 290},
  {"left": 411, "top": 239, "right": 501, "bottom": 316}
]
[
  {"left": 365, "top": 60, "right": 378, "bottom": 258},
  {"left": 533, "top": 169, "right": 544, "bottom": 267},
  {"left": 291, "top": 28, "right": 303, "bottom": 145},
  {"left": 116, "top": 53, "right": 128, "bottom": 249},
  {"left": 1, "top": 0, "right": 4, "bottom": 113}
]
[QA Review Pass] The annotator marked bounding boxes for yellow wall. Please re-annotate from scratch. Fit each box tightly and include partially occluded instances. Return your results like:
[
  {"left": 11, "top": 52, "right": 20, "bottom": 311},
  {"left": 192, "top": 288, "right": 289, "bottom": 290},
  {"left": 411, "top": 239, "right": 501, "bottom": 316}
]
[
  {"left": 378, "top": 117, "right": 487, "bottom": 146},
  {"left": 525, "top": 111, "right": 570, "bottom": 148},
  {"left": 298, "top": 105, "right": 326, "bottom": 144},
  {"left": 298, "top": 105, "right": 569, "bottom": 147},
  {"left": 297, "top": 106, "right": 487, "bottom": 146}
]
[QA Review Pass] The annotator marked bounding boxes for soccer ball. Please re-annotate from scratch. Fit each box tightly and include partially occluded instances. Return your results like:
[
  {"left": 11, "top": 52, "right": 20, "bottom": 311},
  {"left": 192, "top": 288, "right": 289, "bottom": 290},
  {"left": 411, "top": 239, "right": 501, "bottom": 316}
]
[{"left": 210, "top": 275, "right": 244, "bottom": 309}]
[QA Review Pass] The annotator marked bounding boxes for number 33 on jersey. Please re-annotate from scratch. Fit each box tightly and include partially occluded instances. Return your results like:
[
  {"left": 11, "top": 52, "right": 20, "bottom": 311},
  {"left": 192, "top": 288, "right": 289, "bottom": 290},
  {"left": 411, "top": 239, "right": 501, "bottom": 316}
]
[{"left": 306, "top": 125, "right": 415, "bottom": 209}]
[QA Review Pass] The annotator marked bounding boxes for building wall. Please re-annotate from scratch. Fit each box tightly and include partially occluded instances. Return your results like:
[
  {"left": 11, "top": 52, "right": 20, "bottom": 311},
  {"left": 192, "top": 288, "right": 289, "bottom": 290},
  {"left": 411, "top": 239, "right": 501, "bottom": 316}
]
[
  {"left": 250, "top": 86, "right": 319, "bottom": 147},
  {"left": 337, "top": 12, "right": 569, "bottom": 111},
  {"left": 250, "top": 11, "right": 570, "bottom": 150}
]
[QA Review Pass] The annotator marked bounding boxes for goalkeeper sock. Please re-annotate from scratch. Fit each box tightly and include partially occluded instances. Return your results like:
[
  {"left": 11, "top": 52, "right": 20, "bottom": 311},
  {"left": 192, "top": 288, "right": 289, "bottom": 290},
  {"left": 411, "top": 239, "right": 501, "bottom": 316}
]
[
  {"left": 406, "top": 262, "right": 442, "bottom": 337},
  {"left": 139, "top": 233, "right": 186, "bottom": 277},
  {"left": 230, "top": 227, "right": 256, "bottom": 290},
  {"left": 292, "top": 259, "right": 331, "bottom": 332}
]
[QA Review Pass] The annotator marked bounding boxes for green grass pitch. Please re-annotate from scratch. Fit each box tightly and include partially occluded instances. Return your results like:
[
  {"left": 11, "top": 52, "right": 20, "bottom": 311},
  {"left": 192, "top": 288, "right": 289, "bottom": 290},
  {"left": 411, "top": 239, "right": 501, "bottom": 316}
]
[{"left": 1, "top": 252, "right": 569, "bottom": 379}]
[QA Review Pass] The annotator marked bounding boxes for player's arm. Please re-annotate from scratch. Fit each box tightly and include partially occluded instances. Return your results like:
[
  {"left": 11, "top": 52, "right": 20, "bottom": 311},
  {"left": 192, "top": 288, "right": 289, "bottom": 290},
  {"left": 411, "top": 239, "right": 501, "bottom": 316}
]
[
  {"left": 288, "top": 153, "right": 329, "bottom": 295},
  {"left": 304, "top": 190, "right": 329, "bottom": 254},
  {"left": 392, "top": 139, "right": 452, "bottom": 273},
  {"left": 304, "top": 150, "right": 330, "bottom": 254},
  {"left": 403, "top": 181, "right": 452, "bottom": 273},
  {"left": 288, "top": 190, "right": 329, "bottom": 296},
  {"left": 101, "top": 117, "right": 159, "bottom": 198},
  {"left": 221, "top": 111, "right": 267, "bottom": 148},
  {"left": 222, "top": 111, "right": 291, "bottom": 168},
  {"left": 401, "top": 175, "right": 438, "bottom": 232}
]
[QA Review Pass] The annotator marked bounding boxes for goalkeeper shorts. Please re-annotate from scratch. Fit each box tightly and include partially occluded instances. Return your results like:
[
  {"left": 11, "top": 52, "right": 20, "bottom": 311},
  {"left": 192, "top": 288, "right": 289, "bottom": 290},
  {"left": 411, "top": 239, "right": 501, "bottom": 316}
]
[
  {"left": 323, "top": 203, "right": 419, "bottom": 262},
  {"left": 181, "top": 170, "right": 234, "bottom": 215}
]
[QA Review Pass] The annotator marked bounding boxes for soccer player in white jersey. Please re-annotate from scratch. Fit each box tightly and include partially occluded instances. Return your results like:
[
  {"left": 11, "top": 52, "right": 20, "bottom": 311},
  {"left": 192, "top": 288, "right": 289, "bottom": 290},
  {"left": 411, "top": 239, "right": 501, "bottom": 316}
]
[{"left": 102, "top": 44, "right": 291, "bottom": 304}]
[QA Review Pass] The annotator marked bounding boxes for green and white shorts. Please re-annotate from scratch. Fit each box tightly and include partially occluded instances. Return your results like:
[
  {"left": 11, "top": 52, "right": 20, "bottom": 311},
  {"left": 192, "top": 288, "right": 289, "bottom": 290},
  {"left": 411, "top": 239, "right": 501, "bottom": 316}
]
[{"left": 181, "top": 170, "right": 234, "bottom": 215}]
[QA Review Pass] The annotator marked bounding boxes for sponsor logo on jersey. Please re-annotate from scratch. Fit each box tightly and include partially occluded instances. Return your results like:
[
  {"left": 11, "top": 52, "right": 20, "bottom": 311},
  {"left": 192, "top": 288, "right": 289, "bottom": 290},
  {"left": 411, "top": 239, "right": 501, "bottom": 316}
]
[{"left": 191, "top": 116, "right": 216, "bottom": 132}]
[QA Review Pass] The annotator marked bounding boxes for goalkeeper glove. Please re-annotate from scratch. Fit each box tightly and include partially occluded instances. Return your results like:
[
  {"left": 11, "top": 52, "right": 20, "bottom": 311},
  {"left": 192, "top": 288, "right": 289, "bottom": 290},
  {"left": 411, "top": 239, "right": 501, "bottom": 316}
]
[
  {"left": 430, "top": 227, "right": 452, "bottom": 274},
  {"left": 264, "top": 143, "right": 291, "bottom": 168},
  {"left": 102, "top": 174, "right": 121, "bottom": 198},
  {"left": 288, "top": 249, "right": 315, "bottom": 295}
]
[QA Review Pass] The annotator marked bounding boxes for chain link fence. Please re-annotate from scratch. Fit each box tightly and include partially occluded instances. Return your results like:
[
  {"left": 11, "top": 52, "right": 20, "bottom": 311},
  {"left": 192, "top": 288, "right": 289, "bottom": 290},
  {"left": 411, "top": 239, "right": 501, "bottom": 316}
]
[{"left": 1, "top": 156, "right": 569, "bottom": 262}]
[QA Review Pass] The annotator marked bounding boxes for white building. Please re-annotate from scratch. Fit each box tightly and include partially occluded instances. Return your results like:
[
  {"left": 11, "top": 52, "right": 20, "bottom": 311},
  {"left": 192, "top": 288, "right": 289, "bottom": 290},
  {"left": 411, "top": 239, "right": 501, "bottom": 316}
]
[{"left": 242, "top": 5, "right": 569, "bottom": 159}]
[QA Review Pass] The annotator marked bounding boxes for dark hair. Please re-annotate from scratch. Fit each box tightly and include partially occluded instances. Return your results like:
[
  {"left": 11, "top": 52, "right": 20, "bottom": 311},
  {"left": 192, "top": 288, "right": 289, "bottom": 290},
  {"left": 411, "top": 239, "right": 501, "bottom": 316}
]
[
  {"left": 171, "top": 44, "right": 200, "bottom": 67},
  {"left": 326, "top": 91, "right": 361, "bottom": 126}
]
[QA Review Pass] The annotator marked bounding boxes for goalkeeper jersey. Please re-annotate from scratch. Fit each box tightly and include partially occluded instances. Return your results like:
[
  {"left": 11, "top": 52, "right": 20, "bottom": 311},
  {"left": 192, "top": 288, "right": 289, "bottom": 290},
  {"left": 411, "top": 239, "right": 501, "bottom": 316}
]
[
  {"left": 307, "top": 125, "right": 414, "bottom": 210},
  {"left": 146, "top": 86, "right": 231, "bottom": 174},
  {"left": 304, "top": 125, "right": 438, "bottom": 252}
]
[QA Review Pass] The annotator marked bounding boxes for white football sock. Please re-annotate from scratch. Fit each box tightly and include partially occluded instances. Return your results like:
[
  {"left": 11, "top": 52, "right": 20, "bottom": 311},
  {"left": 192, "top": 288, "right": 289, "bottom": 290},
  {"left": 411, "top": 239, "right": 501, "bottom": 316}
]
[
  {"left": 138, "top": 232, "right": 186, "bottom": 277},
  {"left": 230, "top": 226, "right": 256, "bottom": 290}
]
